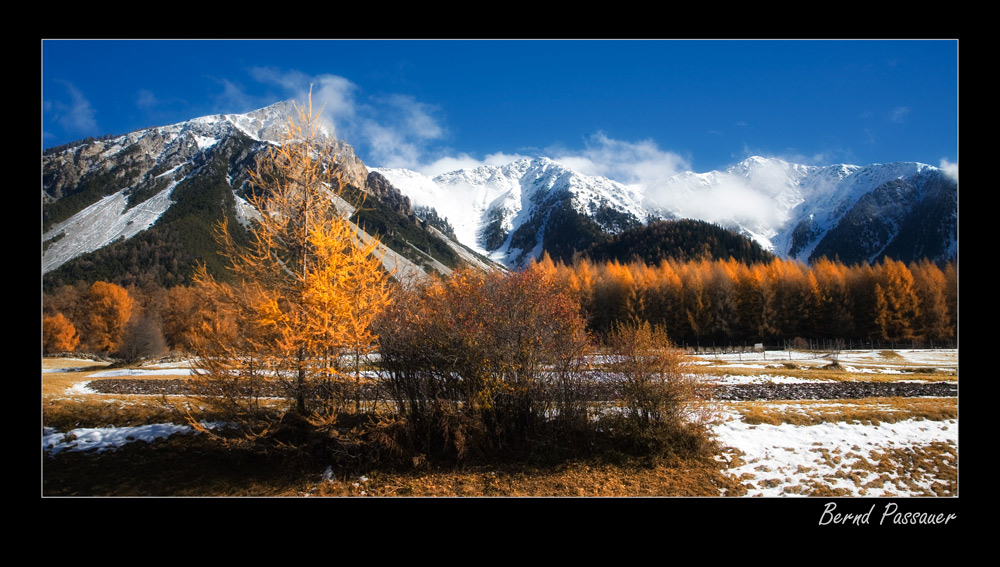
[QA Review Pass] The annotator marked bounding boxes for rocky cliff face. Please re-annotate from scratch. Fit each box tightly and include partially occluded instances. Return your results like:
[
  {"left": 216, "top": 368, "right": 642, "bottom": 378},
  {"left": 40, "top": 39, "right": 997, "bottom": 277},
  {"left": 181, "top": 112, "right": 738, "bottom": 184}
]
[{"left": 365, "top": 170, "right": 412, "bottom": 216}]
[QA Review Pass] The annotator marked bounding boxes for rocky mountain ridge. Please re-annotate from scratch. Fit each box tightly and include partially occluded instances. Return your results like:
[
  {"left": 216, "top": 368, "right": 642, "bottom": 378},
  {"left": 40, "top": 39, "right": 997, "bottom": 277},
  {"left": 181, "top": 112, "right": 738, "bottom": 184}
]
[{"left": 42, "top": 101, "right": 495, "bottom": 288}]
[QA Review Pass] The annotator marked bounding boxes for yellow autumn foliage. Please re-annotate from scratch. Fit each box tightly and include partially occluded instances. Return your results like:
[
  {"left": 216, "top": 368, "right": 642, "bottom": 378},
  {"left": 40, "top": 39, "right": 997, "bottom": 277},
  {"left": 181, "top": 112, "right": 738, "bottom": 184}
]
[{"left": 191, "top": 87, "right": 393, "bottom": 430}]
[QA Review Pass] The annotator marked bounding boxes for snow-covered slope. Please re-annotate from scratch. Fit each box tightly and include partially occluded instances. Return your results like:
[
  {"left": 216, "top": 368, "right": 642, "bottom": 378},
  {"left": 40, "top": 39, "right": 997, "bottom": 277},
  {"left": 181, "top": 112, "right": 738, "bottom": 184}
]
[
  {"left": 43, "top": 172, "right": 182, "bottom": 273},
  {"left": 377, "top": 156, "right": 957, "bottom": 267}
]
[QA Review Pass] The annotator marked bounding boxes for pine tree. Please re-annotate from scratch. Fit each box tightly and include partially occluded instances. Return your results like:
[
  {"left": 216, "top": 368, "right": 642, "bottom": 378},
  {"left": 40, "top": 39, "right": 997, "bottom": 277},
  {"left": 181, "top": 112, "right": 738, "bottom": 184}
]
[{"left": 191, "top": 88, "right": 393, "bottom": 430}]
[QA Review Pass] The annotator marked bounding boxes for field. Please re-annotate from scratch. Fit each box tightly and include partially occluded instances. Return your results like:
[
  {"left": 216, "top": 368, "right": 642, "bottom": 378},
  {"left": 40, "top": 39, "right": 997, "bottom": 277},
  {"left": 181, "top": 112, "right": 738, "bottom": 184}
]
[{"left": 41, "top": 348, "right": 957, "bottom": 497}]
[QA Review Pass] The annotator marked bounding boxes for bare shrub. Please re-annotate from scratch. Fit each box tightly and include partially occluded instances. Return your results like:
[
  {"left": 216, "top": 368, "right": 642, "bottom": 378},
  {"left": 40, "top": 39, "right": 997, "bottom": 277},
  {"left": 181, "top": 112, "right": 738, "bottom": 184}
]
[
  {"left": 376, "top": 266, "right": 591, "bottom": 461},
  {"left": 600, "top": 321, "right": 713, "bottom": 459},
  {"left": 113, "top": 315, "right": 168, "bottom": 365}
]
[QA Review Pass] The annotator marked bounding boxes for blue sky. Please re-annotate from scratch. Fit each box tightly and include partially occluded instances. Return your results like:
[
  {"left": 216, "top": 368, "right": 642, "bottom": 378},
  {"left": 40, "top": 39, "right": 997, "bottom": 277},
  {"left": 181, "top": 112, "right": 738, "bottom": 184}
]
[{"left": 42, "top": 39, "right": 958, "bottom": 179}]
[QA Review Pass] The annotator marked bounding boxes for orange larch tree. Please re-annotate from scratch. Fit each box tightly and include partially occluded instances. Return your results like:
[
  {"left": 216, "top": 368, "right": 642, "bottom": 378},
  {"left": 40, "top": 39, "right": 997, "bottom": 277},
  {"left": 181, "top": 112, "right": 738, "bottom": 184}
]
[
  {"left": 43, "top": 312, "right": 80, "bottom": 353},
  {"left": 191, "top": 88, "right": 393, "bottom": 430},
  {"left": 82, "top": 281, "right": 134, "bottom": 354},
  {"left": 873, "top": 258, "right": 920, "bottom": 343}
]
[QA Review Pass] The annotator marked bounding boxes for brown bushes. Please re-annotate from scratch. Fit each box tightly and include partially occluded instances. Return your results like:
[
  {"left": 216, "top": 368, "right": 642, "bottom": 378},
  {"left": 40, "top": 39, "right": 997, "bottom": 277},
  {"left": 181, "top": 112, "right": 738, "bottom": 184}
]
[
  {"left": 376, "top": 266, "right": 592, "bottom": 460},
  {"left": 597, "top": 322, "right": 714, "bottom": 460}
]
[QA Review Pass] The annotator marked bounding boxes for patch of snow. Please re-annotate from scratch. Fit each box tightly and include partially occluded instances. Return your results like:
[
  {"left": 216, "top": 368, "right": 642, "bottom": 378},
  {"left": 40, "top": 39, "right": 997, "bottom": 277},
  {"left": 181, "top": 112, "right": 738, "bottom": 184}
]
[
  {"left": 706, "top": 373, "right": 835, "bottom": 385},
  {"left": 87, "top": 368, "right": 196, "bottom": 378},
  {"left": 194, "top": 135, "right": 218, "bottom": 150},
  {"left": 713, "top": 415, "right": 957, "bottom": 497},
  {"left": 68, "top": 382, "right": 97, "bottom": 395},
  {"left": 43, "top": 423, "right": 193, "bottom": 455}
]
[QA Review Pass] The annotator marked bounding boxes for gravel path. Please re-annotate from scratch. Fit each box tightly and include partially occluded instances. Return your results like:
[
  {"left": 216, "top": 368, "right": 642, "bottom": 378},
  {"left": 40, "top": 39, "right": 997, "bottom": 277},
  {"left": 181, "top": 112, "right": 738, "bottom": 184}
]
[
  {"left": 86, "top": 378, "right": 957, "bottom": 400},
  {"left": 712, "top": 381, "right": 956, "bottom": 400}
]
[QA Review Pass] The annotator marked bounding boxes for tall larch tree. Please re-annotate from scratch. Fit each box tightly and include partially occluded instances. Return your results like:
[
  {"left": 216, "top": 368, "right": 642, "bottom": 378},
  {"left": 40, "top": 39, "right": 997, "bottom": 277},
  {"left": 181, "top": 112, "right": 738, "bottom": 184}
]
[
  {"left": 910, "top": 259, "right": 952, "bottom": 344},
  {"left": 191, "top": 88, "right": 393, "bottom": 428},
  {"left": 83, "top": 281, "right": 134, "bottom": 354},
  {"left": 872, "top": 259, "right": 920, "bottom": 343},
  {"left": 943, "top": 261, "right": 958, "bottom": 340}
]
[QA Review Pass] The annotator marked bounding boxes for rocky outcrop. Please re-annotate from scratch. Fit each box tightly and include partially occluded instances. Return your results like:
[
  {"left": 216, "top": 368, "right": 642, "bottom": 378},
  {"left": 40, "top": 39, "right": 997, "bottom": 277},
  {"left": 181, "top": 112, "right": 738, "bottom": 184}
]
[{"left": 365, "top": 170, "right": 412, "bottom": 216}]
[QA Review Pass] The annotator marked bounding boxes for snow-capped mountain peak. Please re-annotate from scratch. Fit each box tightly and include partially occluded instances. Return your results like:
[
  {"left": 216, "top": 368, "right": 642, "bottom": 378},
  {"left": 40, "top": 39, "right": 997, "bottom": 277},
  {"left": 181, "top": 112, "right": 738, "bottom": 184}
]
[
  {"left": 377, "top": 155, "right": 956, "bottom": 267},
  {"left": 375, "top": 156, "right": 649, "bottom": 265}
]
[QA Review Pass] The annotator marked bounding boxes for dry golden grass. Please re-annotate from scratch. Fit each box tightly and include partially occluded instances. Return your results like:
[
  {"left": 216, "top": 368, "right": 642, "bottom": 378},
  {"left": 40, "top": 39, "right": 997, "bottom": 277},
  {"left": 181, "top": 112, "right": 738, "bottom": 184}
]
[
  {"left": 44, "top": 396, "right": 185, "bottom": 431},
  {"left": 301, "top": 456, "right": 748, "bottom": 497},
  {"left": 686, "top": 361, "right": 955, "bottom": 383},
  {"left": 733, "top": 397, "right": 957, "bottom": 427},
  {"left": 803, "top": 441, "right": 957, "bottom": 497},
  {"left": 44, "top": 435, "right": 750, "bottom": 497},
  {"left": 43, "top": 358, "right": 194, "bottom": 429},
  {"left": 42, "top": 358, "right": 110, "bottom": 396},
  {"left": 43, "top": 380, "right": 745, "bottom": 496}
]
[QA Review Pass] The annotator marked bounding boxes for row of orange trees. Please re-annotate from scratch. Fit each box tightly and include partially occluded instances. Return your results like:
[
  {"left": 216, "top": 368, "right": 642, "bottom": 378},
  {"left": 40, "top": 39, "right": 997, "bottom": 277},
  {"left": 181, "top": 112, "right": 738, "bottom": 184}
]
[
  {"left": 528, "top": 253, "right": 956, "bottom": 346},
  {"left": 44, "top": 252, "right": 955, "bottom": 361},
  {"left": 43, "top": 281, "right": 137, "bottom": 356}
]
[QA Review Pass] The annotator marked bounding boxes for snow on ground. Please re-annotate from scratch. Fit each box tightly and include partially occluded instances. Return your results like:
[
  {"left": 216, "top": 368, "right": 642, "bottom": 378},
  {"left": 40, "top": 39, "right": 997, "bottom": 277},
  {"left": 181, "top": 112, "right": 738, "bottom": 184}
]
[
  {"left": 692, "top": 348, "right": 956, "bottom": 368},
  {"left": 713, "top": 411, "right": 957, "bottom": 497},
  {"left": 705, "top": 373, "right": 834, "bottom": 385},
  {"left": 43, "top": 423, "right": 193, "bottom": 455},
  {"left": 690, "top": 349, "right": 956, "bottom": 380},
  {"left": 66, "top": 382, "right": 98, "bottom": 395},
  {"left": 694, "top": 349, "right": 958, "bottom": 496},
  {"left": 86, "top": 367, "right": 197, "bottom": 378}
]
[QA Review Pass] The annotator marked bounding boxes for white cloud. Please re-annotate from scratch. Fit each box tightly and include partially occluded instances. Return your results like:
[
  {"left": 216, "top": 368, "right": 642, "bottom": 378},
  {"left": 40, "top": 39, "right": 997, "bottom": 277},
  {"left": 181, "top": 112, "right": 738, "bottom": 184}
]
[
  {"left": 48, "top": 80, "right": 98, "bottom": 135},
  {"left": 646, "top": 168, "right": 784, "bottom": 228},
  {"left": 362, "top": 121, "right": 422, "bottom": 169},
  {"left": 549, "top": 132, "right": 691, "bottom": 188},
  {"left": 737, "top": 140, "right": 856, "bottom": 169},
  {"left": 212, "top": 77, "right": 268, "bottom": 115},
  {"left": 939, "top": 158, "right": 958, "bottom": 181},
  {"left": 484, "top": 151, "right": 533, "bottom": 166},
  {"left": 417, "top": 153, "right": 485, "bottom": 176},
  {"left": 382, "top": 94, "right": 443, "bottom": 141},
  {"left": 241, "top": 67, "right": 452, "bottom": 170},
  {"left": 246, "top": 67, "right": 357, "bottom": 137},
  {"left": 409, "top": 150, "right": 534, "bottom": 178},
  {"left": 890, "top": 106, "right": 911, "bottom": 123},
  {"left": 136, "top": 89, "right": 159, "bottom": 109},
  {"left": 544, "top": 132, "right": 786, "bottom": 227}
]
